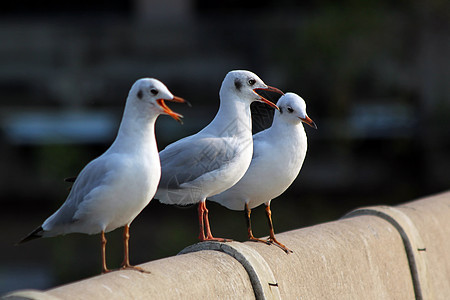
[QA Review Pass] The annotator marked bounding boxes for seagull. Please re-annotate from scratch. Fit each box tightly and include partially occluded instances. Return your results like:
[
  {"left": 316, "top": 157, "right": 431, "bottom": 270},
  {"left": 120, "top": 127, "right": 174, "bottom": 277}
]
[
  {"left": 155, "top": 70, "right": 283, "bottom": 242},
  {"left": 210, "top": 92, "right": 317, "bottom": 253},
  {"left": 18, "top": 78, "right": 187, "bottom": 273}
]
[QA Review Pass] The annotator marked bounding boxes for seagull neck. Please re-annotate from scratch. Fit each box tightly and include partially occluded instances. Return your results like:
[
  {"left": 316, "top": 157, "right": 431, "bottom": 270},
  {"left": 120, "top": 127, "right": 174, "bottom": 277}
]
[
  {"left": 109, "top": 103, "right": 158, "bottom": 154},
  {"left": 270, "top": 113, "right": 306, "bottom": 139},
  {"left": 203, "top": 97, "right": 252, "bottom": 137}
]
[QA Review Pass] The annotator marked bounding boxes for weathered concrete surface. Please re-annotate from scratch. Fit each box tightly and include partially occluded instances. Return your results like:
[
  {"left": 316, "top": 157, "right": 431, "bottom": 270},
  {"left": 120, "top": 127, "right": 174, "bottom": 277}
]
[
  {"left": 345, "top": 205, "right": 432, "bottom": 299},
  {"left": 397, "top": 192, "right": 450, "bottom": 299},
  {"left": 4, "top": 250, "right": 255, "bottom": 300},
  {"left": 345, "top": 191, "right": 450, "bottom": 300},
  {"left": 211, "top": 216, "right": 415, "bottom": 299},
  {"left": 180, "top": 241, "right": 281, "bottom": 299},
  {"left": 3, "top": 191, "right": 450, "bottom": 299},
  {"left": 1, "top": 291, "right": 59, "bottom": 300}
]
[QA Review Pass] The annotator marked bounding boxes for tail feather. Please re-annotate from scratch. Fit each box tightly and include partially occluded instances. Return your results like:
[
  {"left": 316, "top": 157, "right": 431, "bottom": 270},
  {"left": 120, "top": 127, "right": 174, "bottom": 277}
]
[{"left": 17, "top": 226, "right": 44, "bottom": 245}]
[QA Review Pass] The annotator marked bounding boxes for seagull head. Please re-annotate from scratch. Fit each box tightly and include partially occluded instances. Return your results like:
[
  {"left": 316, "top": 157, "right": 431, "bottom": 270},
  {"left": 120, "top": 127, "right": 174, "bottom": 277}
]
[
  {"left": 221, "top": 70, "right": 283, "bottom": 110},
  {"left": 129, "top": 78, "right": 187, "bottom": 123},
  {"left": 276, "top": 93, "right": 317, "bottom": 129}
]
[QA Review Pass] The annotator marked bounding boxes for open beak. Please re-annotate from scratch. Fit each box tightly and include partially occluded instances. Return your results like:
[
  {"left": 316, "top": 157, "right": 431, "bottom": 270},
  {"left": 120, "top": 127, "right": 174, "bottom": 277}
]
[
  {"left": 171, "top": 96, "right": 192, "bottom": 107},
  {"left": 253, "top": 86, "right": 284, "bottom": 111},
  {"left": 156, "top": 96, "right": 186, "bottom": 124},
  {"left": 300, "top": 115, "right": 317, "bottom": 129}
]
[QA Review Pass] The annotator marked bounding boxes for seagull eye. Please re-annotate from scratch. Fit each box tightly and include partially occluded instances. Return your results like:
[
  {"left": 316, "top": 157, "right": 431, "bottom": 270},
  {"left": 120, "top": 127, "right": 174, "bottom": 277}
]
[
  {"left": 248, "top": 79, "right": 256, "bottom": 86},
  {"left": 287, "top": 107, "right": 294, "bottom": 113},
  {"left": 150, "top": 89, "right": 158, "bottom": 95}
]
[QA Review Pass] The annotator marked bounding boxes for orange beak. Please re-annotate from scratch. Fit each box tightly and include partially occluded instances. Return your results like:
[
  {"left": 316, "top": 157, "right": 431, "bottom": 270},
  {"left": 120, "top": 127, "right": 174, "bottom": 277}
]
[
  {"left": 156, "top": 96, "right": 186, "bottom": 124},
  {"left": 253, "top": 85, "right": 284, "bottom": 110},
  {"left": 170, "top": 95, "right": 188, "bottom": 104},
  {"left": 300, "top": 115, "right": 317, "bottom": 129}
]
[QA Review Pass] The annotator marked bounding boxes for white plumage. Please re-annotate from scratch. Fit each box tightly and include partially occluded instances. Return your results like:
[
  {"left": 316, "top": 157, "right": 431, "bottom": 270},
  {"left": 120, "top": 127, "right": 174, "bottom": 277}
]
[
  {"left": 156, "top": 70, "right": 283, "bottom": 241},
  {"left": 19, "top": 78, "right": 186, "bottom": 273},
  {"left": 210, "top": 92, "right": 316, "bottom": 252}
]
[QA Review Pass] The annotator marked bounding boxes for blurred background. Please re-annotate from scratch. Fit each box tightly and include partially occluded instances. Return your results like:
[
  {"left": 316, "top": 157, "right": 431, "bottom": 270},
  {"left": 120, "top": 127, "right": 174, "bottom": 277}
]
[{"left": 1, "top": 0, "right": 449, "bottom": 294}]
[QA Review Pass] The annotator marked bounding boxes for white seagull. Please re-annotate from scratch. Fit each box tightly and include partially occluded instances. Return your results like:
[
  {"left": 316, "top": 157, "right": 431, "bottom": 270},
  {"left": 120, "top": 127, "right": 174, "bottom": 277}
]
[
  {"left": 19, "top": 78, "right": 187, "bottom": 273},
  {"left": 210, "top": 92, "right": 316, "bottom": 253},
  {"left": 155, "top": 70, "right": 283, "bottom": 242}
]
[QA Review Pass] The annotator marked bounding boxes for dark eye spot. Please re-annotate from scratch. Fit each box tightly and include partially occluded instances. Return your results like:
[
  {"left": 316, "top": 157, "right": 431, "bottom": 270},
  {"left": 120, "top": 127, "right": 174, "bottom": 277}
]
[
  {"left": 287, "top": 107, "right": 294, "bottom": 113},
  {"left": 248, "top": 78, "right": 256, "bottom": 86},
  {"left": 150, "top": 89, "right": 158, "bottom": 95},
  {"left": 234, "top": 79, "right": 242, "bottom": 91},
  {"left": 137, "top": 89, "right": 143, "bottom": 99}
]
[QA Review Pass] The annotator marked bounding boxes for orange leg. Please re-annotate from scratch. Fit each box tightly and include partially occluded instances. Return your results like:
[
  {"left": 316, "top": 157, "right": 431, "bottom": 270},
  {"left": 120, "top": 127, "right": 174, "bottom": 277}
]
[
  {"left": 101, "top": 230, "right": 110, "bottom": 273},
  {"left": 245, "top": 203, "right": 270, "bottom": 244},
  {"left": 265, "top": 204, "right": 293, "bottom": 254},
  {"left": 121, "top": 224, "right": 131, "bottom": 268},
  {"left": 198, "top": 201, "right": 232, "bottom": 242},
  {"left": 120, "top": 225, "right": 149, "bottom": 273},
  {"left": 197, "top": 202, "right": 206, "bottom": 241}
]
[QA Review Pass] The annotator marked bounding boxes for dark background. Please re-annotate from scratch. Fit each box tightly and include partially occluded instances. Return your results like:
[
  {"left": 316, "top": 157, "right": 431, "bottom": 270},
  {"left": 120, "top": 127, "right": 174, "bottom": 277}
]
[{"left": 1, "top": 0, "right": 449, "bottom": 294}]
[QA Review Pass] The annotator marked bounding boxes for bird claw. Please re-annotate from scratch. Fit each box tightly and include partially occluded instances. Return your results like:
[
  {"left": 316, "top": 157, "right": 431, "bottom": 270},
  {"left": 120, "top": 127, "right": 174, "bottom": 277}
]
[
  {"left": 201, "top": 237, "right": 233, "bottom": 243},
  {"left": 120, "top": 265, "right": 151, "bottom": 274},
  {"left": 267, "top": 238, "right": 293, "bottom": 254},
  {"left": 249, "top": 237, "right": 272, "bottom": 245}
]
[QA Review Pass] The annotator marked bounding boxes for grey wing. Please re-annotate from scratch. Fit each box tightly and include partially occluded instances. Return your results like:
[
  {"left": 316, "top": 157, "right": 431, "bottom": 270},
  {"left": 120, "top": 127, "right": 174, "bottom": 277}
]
[
  {"left": 158, "top": 136, "right": 237, "bottom": 191},
  {"left": 43, "top": 157, "right": 110, "bottom": 229}
]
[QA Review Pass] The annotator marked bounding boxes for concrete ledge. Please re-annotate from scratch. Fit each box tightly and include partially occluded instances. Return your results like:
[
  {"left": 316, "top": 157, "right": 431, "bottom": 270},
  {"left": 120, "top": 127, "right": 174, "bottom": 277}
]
[
  {"left": 179, "top": 241, "right": 281, "bottom": 300},
  {"left": 3, "top": 191, "right": 450, "bottom": 299},
  {"left": 241, "top": 215, "right": 416, "bottom": 299},
  {"left": 344, "top": 206, "right": 431, "bottom": 299},
  {"left": 1, "top": 290, "right": 59, "bottom": 300},
  {"left": 4, "top": 250, "right": 255, "bottom": 300},
  {"left": 398, "top": 192, "right": 450, "bottom": 299},
  {"left": 344, "top": 191, "right": 450, "bottom": 299}
]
